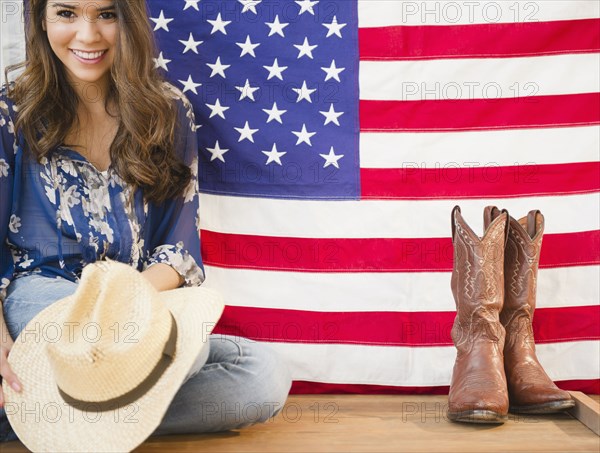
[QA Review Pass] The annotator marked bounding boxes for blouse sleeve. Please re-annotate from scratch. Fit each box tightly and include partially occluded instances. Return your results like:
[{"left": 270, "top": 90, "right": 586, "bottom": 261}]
[
  {"left": 0, "top": 93, "right": 16, "bottom": 302},
  {"left": 142, "top": 90, "right": 205, "bottom": 287}
]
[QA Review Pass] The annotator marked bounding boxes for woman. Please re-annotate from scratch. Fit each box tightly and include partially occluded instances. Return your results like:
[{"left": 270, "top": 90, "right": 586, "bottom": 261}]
[{"left": 0, "top": 0, "right": 291, "bottom": 443}]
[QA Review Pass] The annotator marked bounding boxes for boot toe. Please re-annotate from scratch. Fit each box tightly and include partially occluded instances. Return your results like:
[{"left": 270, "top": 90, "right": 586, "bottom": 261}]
[
  {"left": 509, "top": 388, "right": 575, "bottom": 414},
  {"left": 447, "top": 409, "right": 508, "bottom": 424}
]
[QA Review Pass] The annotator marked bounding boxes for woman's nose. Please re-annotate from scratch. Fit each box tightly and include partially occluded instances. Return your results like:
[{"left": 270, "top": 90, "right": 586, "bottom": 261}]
[{"left": 76, "top": 14, "right": 102, "bottom": 44}]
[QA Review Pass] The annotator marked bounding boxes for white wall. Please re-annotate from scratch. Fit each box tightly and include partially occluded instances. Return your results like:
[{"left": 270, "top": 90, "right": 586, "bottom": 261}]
[{"left": 0, "top": 0, "right": 26, "bottom": 85}]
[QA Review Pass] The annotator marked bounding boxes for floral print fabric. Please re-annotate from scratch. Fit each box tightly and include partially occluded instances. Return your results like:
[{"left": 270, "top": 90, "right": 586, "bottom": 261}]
[{"left": 0, "top": 83, "right": 204, "bottom": 303}]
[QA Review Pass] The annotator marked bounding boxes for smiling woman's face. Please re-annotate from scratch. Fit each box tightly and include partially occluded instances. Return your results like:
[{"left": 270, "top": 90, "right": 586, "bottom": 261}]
[{"left": 44, "top": 1, "right": 118, "bottom": 89}]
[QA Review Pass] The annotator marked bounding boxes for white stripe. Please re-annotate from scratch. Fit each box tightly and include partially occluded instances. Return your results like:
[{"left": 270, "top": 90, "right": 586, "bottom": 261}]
[
  {"left": 358, "top": 0, "right": 600, "bottom": 27},
  {"left": 360, "top": 54, "right": 600, "bottom": 100},
  {"left": 266, "top": 340, "right": 600, "bottom": 386},
  {"left": 360, "top": 126, "right": 600, "bottom": 168},
  {"left": 204, "top": 265, "right": 600, "bottom": 313},
  {"left": 199, "top": 193, "right": 600, "bottom": 238}
]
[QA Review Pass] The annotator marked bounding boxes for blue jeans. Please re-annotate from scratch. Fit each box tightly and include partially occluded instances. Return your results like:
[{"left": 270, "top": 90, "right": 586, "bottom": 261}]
[{"left": 0, "top": 274, "right": 292, "bottom": 442}]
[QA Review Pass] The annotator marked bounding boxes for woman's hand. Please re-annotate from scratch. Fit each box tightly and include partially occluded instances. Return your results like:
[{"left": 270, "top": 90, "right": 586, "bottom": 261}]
[
  {"left": 0, "top": 344, "right": 22, "bottom": 408},
  {"left": 141, "top": 263, "right": 184, "bottom": 292}
]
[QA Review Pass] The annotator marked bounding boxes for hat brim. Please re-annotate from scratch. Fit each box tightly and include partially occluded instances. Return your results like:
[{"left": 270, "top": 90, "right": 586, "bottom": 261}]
[{"left": 3, "top": 286, "right": 224, "bottom": 453}]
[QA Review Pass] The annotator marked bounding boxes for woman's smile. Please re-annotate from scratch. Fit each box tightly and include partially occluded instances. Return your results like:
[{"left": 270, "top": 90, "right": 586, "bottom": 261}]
[{"left": 70, "top": 49, "right": 109, "bottom": 64}]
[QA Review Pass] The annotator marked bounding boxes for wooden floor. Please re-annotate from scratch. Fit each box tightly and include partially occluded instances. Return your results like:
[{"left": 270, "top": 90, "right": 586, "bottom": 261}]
[{"left": 2, "top": 395, "right": 599, "bottom": 452}]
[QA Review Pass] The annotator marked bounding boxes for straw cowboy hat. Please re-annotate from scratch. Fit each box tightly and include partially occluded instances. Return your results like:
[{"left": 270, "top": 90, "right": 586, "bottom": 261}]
[{"left": 2, "top": 258, "right": 224, "bottom": 452}]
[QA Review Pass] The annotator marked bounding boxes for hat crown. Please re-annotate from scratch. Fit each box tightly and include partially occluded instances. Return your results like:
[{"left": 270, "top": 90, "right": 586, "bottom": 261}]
[{"left": 46, "top": 260, "right": 173, "bottom": 403}]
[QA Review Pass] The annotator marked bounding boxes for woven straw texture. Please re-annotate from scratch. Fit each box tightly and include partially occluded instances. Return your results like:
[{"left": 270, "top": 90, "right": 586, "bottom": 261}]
[{"left": 3, "top": 264, "right": 224, "bottom": 453}]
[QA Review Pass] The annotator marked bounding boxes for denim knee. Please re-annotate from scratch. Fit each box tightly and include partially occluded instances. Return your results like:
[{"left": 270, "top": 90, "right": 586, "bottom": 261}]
[
  {"left": 153, "top": 336, "right": 293, "bottom": 435},
  {"left": 236, "top": 338, "right": 292, "bottom": 422}
]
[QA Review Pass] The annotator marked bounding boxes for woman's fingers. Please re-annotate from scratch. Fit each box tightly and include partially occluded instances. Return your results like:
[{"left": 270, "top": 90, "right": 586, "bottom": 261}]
[
  {"left": 0, "top": 343, "right": 22, "bottom": 410},
  {"left": 0, "top": 346, "right": 22, "bottom": 396}
]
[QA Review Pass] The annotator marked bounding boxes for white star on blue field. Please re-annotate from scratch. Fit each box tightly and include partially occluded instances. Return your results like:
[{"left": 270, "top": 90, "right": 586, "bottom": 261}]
[{"left": 148, "top": 0, "right": 359, "bottom": 199}]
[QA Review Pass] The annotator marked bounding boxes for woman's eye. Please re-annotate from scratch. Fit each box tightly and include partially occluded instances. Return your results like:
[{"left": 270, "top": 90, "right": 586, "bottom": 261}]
[
  {"left": 99, "top": 11, "right": 117, "bottom": 21},
  {"left": 56, "top": 9, "right": 75, "bottom": 19}
]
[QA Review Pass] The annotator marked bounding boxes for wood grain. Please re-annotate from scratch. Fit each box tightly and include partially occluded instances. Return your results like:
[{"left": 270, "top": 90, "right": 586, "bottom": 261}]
[{"left": 1, "top": 395, "right": 599, "bottom": 452}]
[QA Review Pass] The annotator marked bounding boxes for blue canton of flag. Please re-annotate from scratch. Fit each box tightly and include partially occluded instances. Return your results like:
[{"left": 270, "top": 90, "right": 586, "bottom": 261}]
[{"left": 146, "top": 0, "right": 359, "bottom": 199}]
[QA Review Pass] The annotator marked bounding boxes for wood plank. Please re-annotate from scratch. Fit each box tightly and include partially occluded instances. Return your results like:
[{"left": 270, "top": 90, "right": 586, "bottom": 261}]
[
  {"left": 569, "top": 391, "right": 600, "bottom": 436},
  {"left": 1, "top": 395, "right": 599, "bottom": 452}
]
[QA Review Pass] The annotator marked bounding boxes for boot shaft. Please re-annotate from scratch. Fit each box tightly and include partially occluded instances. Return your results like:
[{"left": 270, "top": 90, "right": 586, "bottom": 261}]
[
  {"left": 450, "top": 206, "right": 509, "bottom": 347},
  {"left": 504, "top": 211, "right": 544, "bottom": 314},
  {"left": 484, "top": 208, "right": 544, "bottom": 323}
]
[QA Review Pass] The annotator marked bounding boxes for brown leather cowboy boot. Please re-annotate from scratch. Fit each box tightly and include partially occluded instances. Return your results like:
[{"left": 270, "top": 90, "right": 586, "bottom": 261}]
[
  {"left": 447, "top": 206, "right": 509, "bottom": 423},
  {"left": 485, "top": 207, "right": 575, "bottom": 414}
]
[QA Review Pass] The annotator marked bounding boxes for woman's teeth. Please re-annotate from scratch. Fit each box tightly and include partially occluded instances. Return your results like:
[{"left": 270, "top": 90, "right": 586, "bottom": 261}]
[{"left": 72, "top": 50, "right": 106, "bottom": 60}]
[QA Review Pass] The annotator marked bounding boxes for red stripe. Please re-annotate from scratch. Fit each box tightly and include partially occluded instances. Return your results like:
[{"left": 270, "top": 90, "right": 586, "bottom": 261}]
[
  {"left": 291, "top": 379, "right": 600, "bottom": 395},
  {"left": 359, "top": 19, "right": 600, "bottom": 60},
  {"left": 201, "top": 230, "right": 600, "bottom": 272},
  {"left": 360, "top": 162, "right": 600, "bottom": 199},
  {"left": 541, "top": 230, "right": 600, "bottom": 269},
  {"left": 359, "top": 93, "right": 600, "bottom": 132},
  {"left": 292, "top": 381, "right": 449, "bottom": 395},
  {"left": 213, "top": 306, "right": 600, "bottom": 347}
]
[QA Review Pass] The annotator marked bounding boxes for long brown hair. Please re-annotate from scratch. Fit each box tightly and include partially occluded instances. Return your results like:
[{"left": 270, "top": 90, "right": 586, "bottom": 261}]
[{"left": 5, "top": 0, "right": 191, "bottom": 205}]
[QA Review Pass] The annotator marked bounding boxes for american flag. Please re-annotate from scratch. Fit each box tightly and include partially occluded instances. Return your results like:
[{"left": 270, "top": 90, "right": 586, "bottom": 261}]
[{"left": 146, "top": 0, "right": 600, "bottom": 394}]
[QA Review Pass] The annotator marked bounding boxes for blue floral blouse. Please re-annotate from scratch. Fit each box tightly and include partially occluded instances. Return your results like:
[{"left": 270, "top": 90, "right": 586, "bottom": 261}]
[{"left": 0, "top": 83, "right": 205, "bottom": 303}]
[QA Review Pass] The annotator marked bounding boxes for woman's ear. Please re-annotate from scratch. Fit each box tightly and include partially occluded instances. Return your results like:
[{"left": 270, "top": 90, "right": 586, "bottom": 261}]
[{"left": 42, "top": 19, "right": 47, "bottom": 32}]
